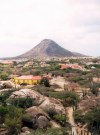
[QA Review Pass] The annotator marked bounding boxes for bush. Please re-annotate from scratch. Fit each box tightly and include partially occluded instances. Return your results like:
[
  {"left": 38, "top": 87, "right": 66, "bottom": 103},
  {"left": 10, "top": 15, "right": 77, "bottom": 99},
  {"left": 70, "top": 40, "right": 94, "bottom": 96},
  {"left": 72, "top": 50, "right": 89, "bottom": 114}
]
[
  {"left": 5, "top": 106, "right": 23, "bottom": 135},
  {"left": 0, "top": 91, "right": 13, "bottom": 105},
  {"left": 74, "top": 110, "right": 85, "bottom": 124},
  {"left": 40, "top": 78, "right": 50, "bottom": 87},
  {"left": 22, "top": 114, "right": 34, "bottom": 128},
  {"left": 84, "top": 107, "right": 100, "bottom": 133},
  {"left": 31, "top": 128, "right": 69, "bottom": 135},
  {"left": 47, "top": 91, "right": 79, "bottom": 107},
  {"left": 9, "top": 97, "right": 36, "bottom": 109},
  {"left": 0, "top": 72, "right": 9, "bottom": 80},
  {"left": 54, "top": 114, "right": 68, "bottom": 126},
  {"left": 90, "top": 82, "right": 100, "bottom": 96},
  {"left": 0, "top": 106, "right": 9, "bottom": 124}
]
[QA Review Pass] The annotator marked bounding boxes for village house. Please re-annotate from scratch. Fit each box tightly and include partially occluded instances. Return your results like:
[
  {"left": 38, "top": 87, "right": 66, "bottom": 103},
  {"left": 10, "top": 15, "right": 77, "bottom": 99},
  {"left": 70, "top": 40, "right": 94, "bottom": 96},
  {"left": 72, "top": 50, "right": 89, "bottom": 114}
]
[
  {"left": 60, "top": 64, "right": 83, "bottom": 70},
  {"left": 13, "top": 75, "right": 42, "bottom": 85},
  {"left": 0, "top": 60, "right": 14, "bottom": 65}
]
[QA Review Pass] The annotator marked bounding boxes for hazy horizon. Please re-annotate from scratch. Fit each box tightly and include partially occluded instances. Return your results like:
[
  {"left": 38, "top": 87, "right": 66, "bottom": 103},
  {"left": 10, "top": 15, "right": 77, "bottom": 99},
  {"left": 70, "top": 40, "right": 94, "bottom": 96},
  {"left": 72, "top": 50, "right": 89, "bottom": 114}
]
[{"left": 0, "top": 0, "right": 100, "bottom": 57}]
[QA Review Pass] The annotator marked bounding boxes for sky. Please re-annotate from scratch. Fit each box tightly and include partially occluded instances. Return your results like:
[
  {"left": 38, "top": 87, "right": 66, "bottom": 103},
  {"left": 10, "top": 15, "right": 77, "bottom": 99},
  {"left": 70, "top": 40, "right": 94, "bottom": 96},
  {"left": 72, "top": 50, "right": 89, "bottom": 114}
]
[{"left": 0, "top": 0, "right": 100, "bottom": 57}]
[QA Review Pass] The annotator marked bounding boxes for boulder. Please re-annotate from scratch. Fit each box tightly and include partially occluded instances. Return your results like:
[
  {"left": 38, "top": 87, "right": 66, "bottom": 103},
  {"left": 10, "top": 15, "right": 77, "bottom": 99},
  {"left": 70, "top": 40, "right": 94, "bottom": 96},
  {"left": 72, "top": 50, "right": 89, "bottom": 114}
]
[
  {"left": 23, "top": 106, "right": 50, "bottom": 129},
  {"left": 2, "top": 81, "right": 15, "bottom": 89},
  {"left": 26, "top": 106, "right": 49, "bottom": 119},
  {"left": 10, "top": 89, "right": 45, "bottom": 105},
  {"left": 21, "top": 127, "right": 30, "bottom": 133},
  {"left": 39, "top": 97, "right": 65, "bottom": 115},
  {"left": 37, "top": 116, "right": 49, "bottom": 129}
]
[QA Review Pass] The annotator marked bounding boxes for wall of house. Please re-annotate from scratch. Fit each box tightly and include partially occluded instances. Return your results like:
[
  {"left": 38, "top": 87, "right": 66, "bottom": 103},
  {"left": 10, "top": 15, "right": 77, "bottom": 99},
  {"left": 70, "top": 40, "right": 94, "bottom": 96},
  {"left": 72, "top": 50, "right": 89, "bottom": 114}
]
[{"left": 14, "top": 78, "right": 40, "bottom": 85}]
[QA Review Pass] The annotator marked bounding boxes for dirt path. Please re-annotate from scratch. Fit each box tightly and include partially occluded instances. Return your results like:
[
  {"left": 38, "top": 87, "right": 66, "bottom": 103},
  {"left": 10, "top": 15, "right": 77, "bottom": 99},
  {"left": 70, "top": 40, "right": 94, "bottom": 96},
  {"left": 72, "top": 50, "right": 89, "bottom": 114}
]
[{"left": 67, "top": 107, "right": 77, "bottom": 135}]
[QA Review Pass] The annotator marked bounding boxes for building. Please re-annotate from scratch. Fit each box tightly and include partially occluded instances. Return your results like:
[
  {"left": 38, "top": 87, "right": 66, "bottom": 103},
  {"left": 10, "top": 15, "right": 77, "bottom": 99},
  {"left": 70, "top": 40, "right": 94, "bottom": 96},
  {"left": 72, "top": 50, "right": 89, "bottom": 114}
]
[
  {"left": 13, "top": 75, "right": 42, "bottom": 85},
  {"left": 60, "top": 64, "right": 83, "bottom": 70},
  {"left": 0, "top": 60, "right": 14, "bottom": 65}
]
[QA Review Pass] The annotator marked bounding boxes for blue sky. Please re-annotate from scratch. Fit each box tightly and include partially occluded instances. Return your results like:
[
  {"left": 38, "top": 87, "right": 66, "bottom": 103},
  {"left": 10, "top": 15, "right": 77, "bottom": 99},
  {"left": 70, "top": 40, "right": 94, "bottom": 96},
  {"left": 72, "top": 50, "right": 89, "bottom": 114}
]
[{"left": 0, "top": 0, "right": 100, "bottom": 57}]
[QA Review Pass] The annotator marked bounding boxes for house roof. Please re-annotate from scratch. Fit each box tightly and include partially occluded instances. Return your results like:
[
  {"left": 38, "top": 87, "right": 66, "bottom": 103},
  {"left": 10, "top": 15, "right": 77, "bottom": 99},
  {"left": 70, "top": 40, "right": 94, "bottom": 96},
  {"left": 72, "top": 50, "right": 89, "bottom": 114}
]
[
  {"left": 16, "top": 75, "right": 42, "bottom": 80},
  {"left": 61, "top": 64, "right": 83, "bottom": 70}
]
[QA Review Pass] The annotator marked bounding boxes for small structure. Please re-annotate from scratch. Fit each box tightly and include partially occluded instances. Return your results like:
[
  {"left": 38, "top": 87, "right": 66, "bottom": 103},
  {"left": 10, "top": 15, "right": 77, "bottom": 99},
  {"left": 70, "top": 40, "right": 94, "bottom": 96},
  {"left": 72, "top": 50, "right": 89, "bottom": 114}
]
[
  {"left": 60, "top": 64, "right": 83, "bottom": 70},
  {"left": 13, "top": 75, "right": 42, "bottom": 85},
  {"left": 0, "top": 60, "right": 14, "bottom": 65}
]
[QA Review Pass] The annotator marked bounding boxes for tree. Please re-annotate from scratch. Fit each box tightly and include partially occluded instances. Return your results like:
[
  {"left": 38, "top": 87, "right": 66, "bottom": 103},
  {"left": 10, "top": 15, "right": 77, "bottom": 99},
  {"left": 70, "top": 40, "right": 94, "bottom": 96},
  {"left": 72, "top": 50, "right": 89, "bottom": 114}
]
[{"left": 40, "top": 77, "right": 50, "bottom": 87}]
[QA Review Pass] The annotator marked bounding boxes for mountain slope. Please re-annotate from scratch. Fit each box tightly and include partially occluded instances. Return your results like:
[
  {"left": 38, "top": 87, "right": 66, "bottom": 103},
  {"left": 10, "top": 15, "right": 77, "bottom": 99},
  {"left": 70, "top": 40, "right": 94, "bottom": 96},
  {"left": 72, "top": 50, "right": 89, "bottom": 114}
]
[
  {"left": 16, "top": 39, "right": 75, "bottom": 59},
  {"left": 72, "top": 52, "right": 87, "bottom": 57}
]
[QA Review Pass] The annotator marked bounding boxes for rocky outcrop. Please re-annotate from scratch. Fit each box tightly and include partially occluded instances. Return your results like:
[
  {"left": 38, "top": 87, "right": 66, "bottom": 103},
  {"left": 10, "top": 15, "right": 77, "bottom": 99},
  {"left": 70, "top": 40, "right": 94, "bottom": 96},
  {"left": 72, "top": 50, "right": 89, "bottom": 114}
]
[
  {"left": 10, "top": 89, "right": 45, "bottom": 105},
  {"left": 10, "top": 89, "right": 65, "bottom": 115}
]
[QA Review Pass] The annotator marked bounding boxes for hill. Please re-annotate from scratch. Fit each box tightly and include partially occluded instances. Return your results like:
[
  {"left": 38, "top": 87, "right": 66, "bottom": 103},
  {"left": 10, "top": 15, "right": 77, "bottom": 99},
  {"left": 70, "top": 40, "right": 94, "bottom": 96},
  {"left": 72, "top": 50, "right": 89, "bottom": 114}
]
[{"left": 15, "top": 39, "right": 84, "bottom": 59}]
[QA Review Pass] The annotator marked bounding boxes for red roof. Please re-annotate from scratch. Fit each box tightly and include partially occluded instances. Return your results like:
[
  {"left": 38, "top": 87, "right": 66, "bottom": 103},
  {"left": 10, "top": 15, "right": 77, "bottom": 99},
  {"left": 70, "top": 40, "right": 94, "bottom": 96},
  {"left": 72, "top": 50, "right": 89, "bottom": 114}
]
[
  {"left": 61, "top": 64, "right": 83, "bottom": 70},
  {"left": 0, "top": 61, "right": 13, "bottom": 64},
  {"left": 17, "top": 75, "right": 42, "bottom": 80}
]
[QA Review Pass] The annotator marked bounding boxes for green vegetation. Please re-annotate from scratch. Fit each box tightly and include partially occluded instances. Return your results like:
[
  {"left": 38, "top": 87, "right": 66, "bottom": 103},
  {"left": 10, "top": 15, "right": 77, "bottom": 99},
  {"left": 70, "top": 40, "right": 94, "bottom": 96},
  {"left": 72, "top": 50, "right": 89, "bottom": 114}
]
[
  {"left": 54, "top": 114, "right": 68, "bottom": 127},
  {"left": 8, "top": 97, "right": 36, "bottom": 108},
  {"left": 90, "top": 82, "right": 100, "bottom": 96},
  {"left": 30, "top": 128, "right": 69, "bottom": 135},
  {"left": 84, "top": 108, "right": 100, "bottom": 134},
  {"left": 40, "top": 77, "right": 50, "bottom": 87},
  {"left": 74, "top": 110, "right": 85, "bottom": 124},
  {"left": 0, "top": 91, "right": 13, "bottom": 105},
  {"left": 0, "top": 72, "right": 9, "bottom": 80},
  {"left": 74, "top": 108, "right": 100, "bottom": 134},
  {"left": 5, "top": 106, "right": 23, "bottom": 135}
]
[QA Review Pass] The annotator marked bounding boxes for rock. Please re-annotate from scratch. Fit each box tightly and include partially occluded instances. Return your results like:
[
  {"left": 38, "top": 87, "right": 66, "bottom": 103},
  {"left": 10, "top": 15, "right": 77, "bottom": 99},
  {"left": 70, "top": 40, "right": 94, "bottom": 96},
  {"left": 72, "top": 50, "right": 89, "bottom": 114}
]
[
  {"left": 39, "top": 97, "right": 65, "bottom": 115},
  {"left": 50, "top": 120, "right": 61, "bottom": 128},
  {"left": 23, "top": 106, "right": 50, "bottom": 129},
  {"left": 2, "top": 81, "right": 15, "bottom": 89},
  {"left": 10, "top": 89, "right": 45, "bottom": 105},
  {"left": 25, "top": 131, "right": 31, "bottom": 134},
  {"left": 21, "top": 127, "right": 30, "bottom": 133},
  {"left": 20, "top": 127, "right": 31, "bottom": 135},
  {"left": 26, "top": 106, "right": 49, "bottom": 119},
  {"left": 37, "top": 116, "right": 49, "bottom": 129},
  {"left": 78, "top": 97, "right": 100, "bottom": 112},
  {"left": 0, "top": 84, "right": 3, "bottom": 89}
]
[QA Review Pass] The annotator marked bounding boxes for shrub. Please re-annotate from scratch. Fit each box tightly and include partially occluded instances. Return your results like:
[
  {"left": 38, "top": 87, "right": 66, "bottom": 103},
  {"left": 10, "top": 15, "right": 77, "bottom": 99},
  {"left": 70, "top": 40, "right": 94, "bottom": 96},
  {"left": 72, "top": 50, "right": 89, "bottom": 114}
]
[
  {"left": 90, "top": 82, "right": 100, "bottom": 96},
  {"left": 84, "top": 108, "right": 100, "bottom": 131},
  {"left": 0, "top": 72, "right": 9, "bottom": 80},
  {"left": 5, "top": 106, "right": 23, "bottom": 135},
  {"left": 40, "top": 78, "right": 50, "bottom": 87},
  {"left": 0, "top": 91, "right": 13, "bottom": 105},
  {"left": 54, "top": 114, "right": 68, "bottom": 127},
  {"left": 47, "top": 108, "right": 57, "bottom": 118},
  {"left": 22, "top": 114, "right": 34, "bottom": 128},
  {"left": 0, "top": 106, "right": 9, "bottom": 124},
  {"left": 47, "top": 91, "right": 79, "bottom": 107},
  {"left": 30, "top": 128, "right": 69, "bottom": 135},
  {"left": 9, "top": 97, "right": 36, "bottom": 108},
  {"left": 74, "top": 110, "right": 85, "bottom": 124}
]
